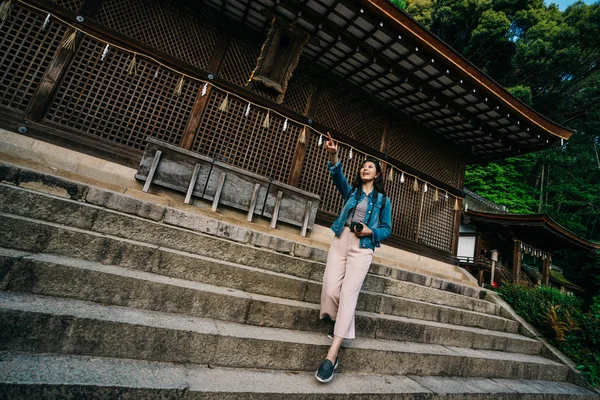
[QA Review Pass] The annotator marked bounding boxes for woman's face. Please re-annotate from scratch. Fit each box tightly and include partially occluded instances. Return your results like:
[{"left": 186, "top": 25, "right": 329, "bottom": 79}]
[{"left": 360, "top": 161, "right": 379, "bottom": 183}]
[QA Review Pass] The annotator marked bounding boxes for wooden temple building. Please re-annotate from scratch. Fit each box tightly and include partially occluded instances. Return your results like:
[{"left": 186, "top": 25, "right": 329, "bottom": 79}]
[
  {"left": 458, "top": 189, "right": 600, "bottom": 290},
  {"left": 0, "top": 0, "right": 575, "bottom": 264}
]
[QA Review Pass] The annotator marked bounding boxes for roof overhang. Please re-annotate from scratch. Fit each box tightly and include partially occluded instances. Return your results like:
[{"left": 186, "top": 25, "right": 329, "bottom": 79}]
[
  {"left": 198, "top": 0, "right": 574, "bottom": 161},
  {"left": 466, "top": 210, "right": 600, "bottom": 252}
]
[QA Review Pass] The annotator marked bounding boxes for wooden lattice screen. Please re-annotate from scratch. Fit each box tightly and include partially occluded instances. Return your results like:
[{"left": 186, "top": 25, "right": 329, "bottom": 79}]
[
  {"left": 0, "top": 5, "right": 67, "bottom": 113},
  {"left": 49, "top": 0, "right": 84, "bottom": 12},
  {"left": 282, "top": 65, "right": 313, "bottom": 115},
  {"left": 95, "top": 0, "right": 219, "bottom": 71},
  {"left": 388, "top": 121, "right": 463, "bottom": 188},
  {"left": 191, "top": 89, "right": 301, "bottom": 182},
  {"left": 45, "top": 35, "right": 199, "bottom": 149},
  {"left": 218, "top": 37, "right": 260, "bottom": 88},
  {"left": 314, "top": 83, "right": 386, "bottom": 151}
]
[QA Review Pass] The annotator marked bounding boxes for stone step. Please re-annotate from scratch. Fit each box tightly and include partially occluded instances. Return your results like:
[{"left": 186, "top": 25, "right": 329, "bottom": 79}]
[
  {"left": 0, "top": 249, "right": 541, "bottom": 354},
  {"left": 0, "top": 182, "right": 496, "bottom": 315},
  {"left": 1, "top": 352, "right": 597, "bottom": 400},
  {"left": 0, "top": 292, "right": 568, "bottom": 381},
  {"left": 0, "top": 178, "right": 482, "bottom": 300},
  {"left": 0, "top": 214, "right": 518, "bottom": 333}
]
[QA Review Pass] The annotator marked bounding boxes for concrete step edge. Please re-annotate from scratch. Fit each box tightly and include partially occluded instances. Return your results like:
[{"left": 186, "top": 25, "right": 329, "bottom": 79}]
[
  {"left": 0, "top": 249, "right": 540, "bottom": 354},
  {"left": 0, "top": 292, "right": 566, "bottom": 375},
  {"left": 0, "top": 352, "right": 596, "bottom": 399},
  {"left": 0, "top": 209, "right": 500, "bottom": 317}
]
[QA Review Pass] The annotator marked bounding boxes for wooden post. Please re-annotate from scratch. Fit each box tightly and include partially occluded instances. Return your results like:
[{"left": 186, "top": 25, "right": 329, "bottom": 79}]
[
  {"left": 542, "top": 256, "right": 551, "bottom": 286},
  {"left": 450, "top": 198, "right": 461, "bottom": 255},
  {"left": 512, "top": 241, "right": 522, "bottom": 284},
  {"left": 287, "top": 83, "right": 323, "bottom": 187},
  {"left": 490, "top": 249, "right": 498, "bottom": 286},
  {"left": 380, "top": 115, "right": 393, "bottom": 154},
  {"left": 25, "top": 0, "right": 104, "bottom": 122},
  {"left": 179, "top": 30, "right": 231, "bottom": 150}
]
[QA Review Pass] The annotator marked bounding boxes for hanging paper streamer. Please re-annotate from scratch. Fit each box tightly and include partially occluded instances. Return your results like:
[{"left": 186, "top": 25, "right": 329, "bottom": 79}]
[
  {"left": 348, "top": 148, "right": 353, "bottom": 160},
  {"left": 387, "top": 167, "right": 394, "bottom": 182},
  {"left": 413, "top": 178, "right": 419, "bottom": 192},
  {"left": 400, "top": 172, "right": 405, "bottom": 183},
  {"left": 318, "top": 134, "right": 323, "bottom": 146},
  {"left": 42, "top": 13, "right": 51, "bottom": 30},
  {"left": 453, "top": 198, "right": 460, "bottom": 211},
  {"left": 100, "top": 44, "right": 110, "bottom": 61},
  {"left": 218, "top": 94, "right": 229, "bottom": 112},
  {"left": 154, "top": 68, "right": 160, "bottom": 79},
  {"left": 445, "top": 192, "right": 449, "bottom": 201},
  {"left": 127, "top": 54, "right": 137, "bottom": 76},
  {"left": 299, "top": 127, "right": 306, "bottom": 144},
  {"left": 283, "top": 119, "right": 288, "bottom": 132},
  {"left": 434, "top": 188, "right": 439, "bottom": 201},
  {"left": 175, "top": 76, "right": 184, "bottom": 97},
  {"left": 201, "top": 83, "right": 208, "bottom": 97},
  {"left": 263, "top": 111, "right": 270, "bottom": 129},
  {"left": 62, "top": 31, "right": 77, "bottom": 51},
  {"left": 0, "top": 0, "right": 12, "bottom": 23},
  {"left": 464, "top": 203, "right": 469, "bottom": 212},
  {"left": 424, "top": 183, "right": 428, "bottom": 193}
]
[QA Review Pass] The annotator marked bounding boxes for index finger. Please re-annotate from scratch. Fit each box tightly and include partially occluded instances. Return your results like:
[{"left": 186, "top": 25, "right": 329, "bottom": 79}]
[{"left": 327, "top": 132, "right": 333, "bottom": 142}]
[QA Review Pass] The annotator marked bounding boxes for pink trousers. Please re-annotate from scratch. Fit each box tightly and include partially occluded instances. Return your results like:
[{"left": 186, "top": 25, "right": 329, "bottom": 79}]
[{"left": 319, "top": 227, "right": 374, "bottom": 339}]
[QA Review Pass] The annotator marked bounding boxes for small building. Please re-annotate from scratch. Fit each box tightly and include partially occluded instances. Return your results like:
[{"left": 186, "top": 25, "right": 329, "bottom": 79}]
[
  {"left": 0, "top": 0, "right": 574, "bottom": 269},
  {"left": 458, "top": 190, "right": 600, "bottom": 289}
]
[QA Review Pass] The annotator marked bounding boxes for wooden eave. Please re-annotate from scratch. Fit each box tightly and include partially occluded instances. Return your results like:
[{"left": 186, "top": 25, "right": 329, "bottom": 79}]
[
  {"left": 466, "top": 210, "right": 600, "bottom": 252},
  {"left": 197, "top": 0, "right": 574, "bottom": 161}
]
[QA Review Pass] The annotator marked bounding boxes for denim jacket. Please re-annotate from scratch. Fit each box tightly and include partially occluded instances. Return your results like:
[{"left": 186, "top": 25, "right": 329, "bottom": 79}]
[{"left": 328, "top": 160, "right": 392, "bottom": 250}]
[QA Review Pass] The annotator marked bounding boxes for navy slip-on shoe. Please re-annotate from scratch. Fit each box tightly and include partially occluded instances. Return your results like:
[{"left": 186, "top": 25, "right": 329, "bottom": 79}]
[{"left": 315, "top": 358, "right": 339, "bottom": 383}]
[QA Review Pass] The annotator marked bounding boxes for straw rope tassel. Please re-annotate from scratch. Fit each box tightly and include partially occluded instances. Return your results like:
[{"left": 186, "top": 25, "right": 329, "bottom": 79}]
[
  {"left": 0, "top": 1, "right": 12, "bottom": 24},
  {"left": 62, "top": 31, "right": 77, "bottom": 51},
  {"left": 127, "top": 54, "right": 137, "bottom": 76},
  {"left": 218, "top": 94, "right": 229, "bottom": 112},
  {"left": 175, "top": 76, "right": 184, "bottom": 97},
  {"left": 299, "top": 127, "right": 306, "bottom": 144},
  {"left": 387, "top": 167, "right": 394, "bottom": 182},
  {"left": 263, "top": 111, "right": 270, "bottom": 129},
  {"left": 434, "top": 188, "right": 439, "bottom": 201},
  {"left": 413, "top": 177, "right": 419, "bottom": 192},
  {"left": 453, "top": 198, "right": 460, "bottom": 211}
]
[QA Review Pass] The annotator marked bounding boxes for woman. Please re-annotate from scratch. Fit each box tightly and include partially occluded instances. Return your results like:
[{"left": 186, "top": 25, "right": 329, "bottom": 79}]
[{"left": 315, "top": 132, "right": 392, "bottom": 383}]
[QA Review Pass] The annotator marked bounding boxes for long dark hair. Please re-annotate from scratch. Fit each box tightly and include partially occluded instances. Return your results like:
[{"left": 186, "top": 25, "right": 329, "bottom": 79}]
[{"left": 351, "top": 158, "right": 386, "bottom": 196}]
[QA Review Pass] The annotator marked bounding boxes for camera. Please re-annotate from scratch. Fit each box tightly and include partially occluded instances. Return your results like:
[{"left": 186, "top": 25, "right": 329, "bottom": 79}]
[{"left": 350, "top": 222, "right": 363, "bottom": 232}]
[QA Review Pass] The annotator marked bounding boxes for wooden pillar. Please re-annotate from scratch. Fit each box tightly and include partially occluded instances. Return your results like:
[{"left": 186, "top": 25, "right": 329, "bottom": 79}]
[
  {"left": 287, "top": 83, "right": 323, "bottom": 187},
  {"left": 542, "top": 256, "right": 550, "bottom": 286},
  {"left": 512, "top": 241, "right": 522, "bottom": 283},
  {"left": 490, "top": 249, "right": 498, "bottom": 286},
  {"left": 450, "top": 198, "right": 461, "bottom": 255},
  {"left": 24, "top": 0, "right": 104, "bottom": 122},
  {"left": 380, "top": 115, "right": 393, "bottom": 154},
  {"left": 180, "top": 30, "right": 232, "bottom": 150}
]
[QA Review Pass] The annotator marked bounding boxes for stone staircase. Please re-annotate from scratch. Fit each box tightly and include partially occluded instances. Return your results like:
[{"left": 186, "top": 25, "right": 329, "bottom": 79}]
[{"left": 0, "top": 162, "right": 597, "bottom": 399}]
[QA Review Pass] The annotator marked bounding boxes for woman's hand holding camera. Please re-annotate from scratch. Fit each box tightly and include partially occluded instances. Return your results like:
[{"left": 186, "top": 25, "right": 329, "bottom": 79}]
[{"left": 353, "top": 224, "right": 372, "bottom": 238}]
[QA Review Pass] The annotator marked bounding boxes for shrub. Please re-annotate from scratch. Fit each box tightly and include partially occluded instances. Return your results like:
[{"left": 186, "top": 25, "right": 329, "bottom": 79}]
[{"left": 498, "top": 284, "right": 599, "bottom": 387}]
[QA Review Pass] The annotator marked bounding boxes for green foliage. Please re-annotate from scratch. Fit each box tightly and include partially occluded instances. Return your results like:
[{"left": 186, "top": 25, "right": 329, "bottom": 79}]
[
  {"left": 390, "top": 0, "right": 407, "bottom": 10},
  {"left": 498, "top": 284, "right": 600, "bottom": 386},
  {"left": 507, "top": 85, "right": 533, "bottom": 106}
]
